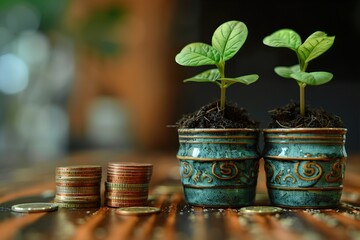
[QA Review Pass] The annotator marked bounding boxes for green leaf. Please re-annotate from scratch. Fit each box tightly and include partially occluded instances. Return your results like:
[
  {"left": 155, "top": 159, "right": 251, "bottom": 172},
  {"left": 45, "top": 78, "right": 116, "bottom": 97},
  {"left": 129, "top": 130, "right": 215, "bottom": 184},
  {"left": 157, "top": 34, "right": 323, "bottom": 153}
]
[
  {"left": 274, "top": 65, "right": 300, "bottom": 78},
  {"left": 175, "top": 43, "right": 221, "bottom": 66},
  {"left": 306, "top": 31, "right": 328, "bottom": 39},
  {"left": 263, "top": 29, "right": 302, "bottom": 51},
  {"left": 183, "top": 69, "right": 220, "bottom": 83},
  {"left": 290, "top": 71, "right": 333, "bottom": 85},
  {"left": 220, "top": 74, "right": 259, "bottom": 85},
  {"left": 211, "top": 20, "right": 248, "bottom": 61},
  {"left": 297, "top": 32, "right": 335, "bottom": 63}
]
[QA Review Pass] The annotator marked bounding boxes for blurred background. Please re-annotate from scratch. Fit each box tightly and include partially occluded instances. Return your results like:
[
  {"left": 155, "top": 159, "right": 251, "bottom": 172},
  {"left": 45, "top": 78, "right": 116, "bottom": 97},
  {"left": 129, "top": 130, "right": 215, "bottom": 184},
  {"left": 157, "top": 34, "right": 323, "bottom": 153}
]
[{"left": 0, "top": 0, "right": 359, "bottom": 167}]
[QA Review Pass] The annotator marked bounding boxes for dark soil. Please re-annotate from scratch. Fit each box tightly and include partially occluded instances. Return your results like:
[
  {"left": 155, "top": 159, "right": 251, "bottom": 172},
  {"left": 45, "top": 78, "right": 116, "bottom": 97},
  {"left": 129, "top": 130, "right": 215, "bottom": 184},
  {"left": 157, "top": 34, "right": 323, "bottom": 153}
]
[
  {"left": 268, "top": 102, "right": 345, "bottom": 128},
  {"left": 176, "top": 101, "right": 259, "bottom": 129}
]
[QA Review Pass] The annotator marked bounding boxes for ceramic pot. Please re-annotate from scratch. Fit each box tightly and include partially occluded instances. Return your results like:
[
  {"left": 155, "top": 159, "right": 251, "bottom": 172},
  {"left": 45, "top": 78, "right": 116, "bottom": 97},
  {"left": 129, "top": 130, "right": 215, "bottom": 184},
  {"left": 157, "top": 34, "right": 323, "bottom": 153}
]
[
  {"left": 177, "top": 128, "right": 260, "bottom": 207},
  {"left": 263, "top": 128, "right": 347, "bottom": 208}
]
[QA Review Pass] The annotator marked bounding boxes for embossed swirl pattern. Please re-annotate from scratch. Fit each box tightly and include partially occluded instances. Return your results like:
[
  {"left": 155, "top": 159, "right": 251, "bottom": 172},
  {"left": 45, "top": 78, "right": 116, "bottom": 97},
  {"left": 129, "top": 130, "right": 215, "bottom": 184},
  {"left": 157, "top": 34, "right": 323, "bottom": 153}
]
[
  {"left": 295, "top": 161, "right": 323, "bottom": 181},
  {"left": 265, "top": 160, "right": 344, "bottom": 185},
  {"left": 180, "top": 160, "right": 258, "bottom": 185},
  {"left": 212, "top": 162, "right": 238, "bottom": 180},
  {"left": 181, "top": 161, "right": 192, "bottom": 178},
  {"left": 325, "top": 160, "right": 344, "bottom": 183}
]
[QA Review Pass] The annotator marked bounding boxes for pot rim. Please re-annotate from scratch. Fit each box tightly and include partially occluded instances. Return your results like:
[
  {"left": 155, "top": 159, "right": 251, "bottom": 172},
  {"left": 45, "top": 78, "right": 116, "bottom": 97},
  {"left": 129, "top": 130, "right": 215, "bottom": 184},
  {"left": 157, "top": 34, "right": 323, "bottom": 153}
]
[
  {"left": 178, "top": 128, "right": 260, "bottom": 133},
  {"left": 262, "top": 127, "right": 347, "bottom": 134}
]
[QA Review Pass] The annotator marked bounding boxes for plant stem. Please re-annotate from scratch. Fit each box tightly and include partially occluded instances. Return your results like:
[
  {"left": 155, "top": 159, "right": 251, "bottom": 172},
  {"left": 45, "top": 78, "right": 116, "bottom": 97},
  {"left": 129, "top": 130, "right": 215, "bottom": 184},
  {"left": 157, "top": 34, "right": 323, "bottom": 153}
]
[
  {"left": 299, "top": 83, "right": 306, "bottom": 116},
  {"left": 220, "top": 87, "right": 226, "bottom": 110},
  {"left": 297, "top": 54, "right": 307, "bottom": 116},
  {"left": 217, "top": 61, "right": 226, "bottom": 110}
]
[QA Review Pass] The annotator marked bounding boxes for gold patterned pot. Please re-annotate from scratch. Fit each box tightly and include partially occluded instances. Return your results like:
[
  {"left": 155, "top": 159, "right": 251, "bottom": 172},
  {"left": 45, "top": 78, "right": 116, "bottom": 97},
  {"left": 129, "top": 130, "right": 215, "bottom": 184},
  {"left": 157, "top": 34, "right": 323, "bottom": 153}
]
[
  {"left": 263, "top": 128, "right": 347, "bottom": 208},
  {"left": 177, "top": 128, "right": 260, "bottom": 207}
]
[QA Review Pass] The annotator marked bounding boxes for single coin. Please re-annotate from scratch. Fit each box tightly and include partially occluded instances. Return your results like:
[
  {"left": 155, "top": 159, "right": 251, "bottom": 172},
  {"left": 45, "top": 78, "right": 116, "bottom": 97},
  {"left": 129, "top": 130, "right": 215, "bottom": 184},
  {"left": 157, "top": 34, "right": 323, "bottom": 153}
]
[
  {"left": 54, "top": 195, "right": 101, "bottom": 202},
  {"left": 108, "top": 162, "right": 153, "bottom": 167},
  {"left": 239, "top": 206, "right": 283, "bottom": 215},
  {"left": 11, "top": 203, "right": 59, "bottom": 213},
  {"left": 105, "top": 200, "right": 148, "bottom": 208},
  {"left": 56, "top": 202, "right": 100, "bottom": 208},
  {"left": 105, "top": 195, "right": 148, "bottom": 201},
  {"left": 105, "top": 182, "right": 149, "bottom": 189},
  {"left": 56, "top": 165, "right": 102, "bottom": 171},
  {"left": 116, "top": 206, "right": 161, "bottom": 215}
]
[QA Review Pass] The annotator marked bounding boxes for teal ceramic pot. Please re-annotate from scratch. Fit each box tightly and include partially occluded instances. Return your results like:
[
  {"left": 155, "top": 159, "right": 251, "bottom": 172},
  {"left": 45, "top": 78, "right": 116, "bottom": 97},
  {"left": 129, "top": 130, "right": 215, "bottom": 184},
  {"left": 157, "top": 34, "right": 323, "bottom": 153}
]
[
  {"left": 263, "top": 128, "right": 347, "bottom": 208},
  {"left": 177, "top": 128, "right": 260, "bottom": 207}
]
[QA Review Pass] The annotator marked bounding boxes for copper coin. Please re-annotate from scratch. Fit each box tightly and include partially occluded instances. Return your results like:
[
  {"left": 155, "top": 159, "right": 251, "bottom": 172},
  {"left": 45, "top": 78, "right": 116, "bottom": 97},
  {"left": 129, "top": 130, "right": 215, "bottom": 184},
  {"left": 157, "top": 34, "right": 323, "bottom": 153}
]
[
  {"left": 56, "top": 165, "right": 102, "bottom": 171},
  {"left": 105, "top": 182, "right": 149, "bottom": 188},
  {"left": 116, "top": 206, "right": 160, "bottom": 216},
  {"left": 108, "top": 162, "right": 153, "bottom": 167},
  {"left": 105, "top": 200, "right": 148, "bottom": 208}
]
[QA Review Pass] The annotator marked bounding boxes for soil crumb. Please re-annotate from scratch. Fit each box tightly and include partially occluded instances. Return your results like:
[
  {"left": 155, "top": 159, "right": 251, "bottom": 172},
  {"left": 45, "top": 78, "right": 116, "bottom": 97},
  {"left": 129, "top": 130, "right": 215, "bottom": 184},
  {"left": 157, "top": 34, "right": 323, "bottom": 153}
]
[
  {"left": 268, "top": 102, "right": 345, "bottom": 128},
  {"left": 176, "top": 101, "right": 259, "bottom": 129}
]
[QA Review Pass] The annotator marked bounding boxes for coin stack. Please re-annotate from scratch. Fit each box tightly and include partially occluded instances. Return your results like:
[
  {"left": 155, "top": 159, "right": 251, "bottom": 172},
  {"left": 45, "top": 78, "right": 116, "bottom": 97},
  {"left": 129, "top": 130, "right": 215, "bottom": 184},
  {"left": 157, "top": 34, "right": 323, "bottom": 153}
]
[
  {"left": 105, "top": 162, "right": 153, "bottom": 207},
  {"left": 55, "top": 165, "right": 102, "bottom": 208}
]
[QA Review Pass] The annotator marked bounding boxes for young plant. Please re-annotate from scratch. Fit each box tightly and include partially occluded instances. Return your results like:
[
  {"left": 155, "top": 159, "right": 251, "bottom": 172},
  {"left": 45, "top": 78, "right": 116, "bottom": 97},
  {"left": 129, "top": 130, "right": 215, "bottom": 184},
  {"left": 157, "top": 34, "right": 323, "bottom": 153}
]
[
  {"left": 263, "top": 29, "right": 335, "bottom": 116},
  {"left": 175, "top": 20, "right": 259, "bottom": 111}
]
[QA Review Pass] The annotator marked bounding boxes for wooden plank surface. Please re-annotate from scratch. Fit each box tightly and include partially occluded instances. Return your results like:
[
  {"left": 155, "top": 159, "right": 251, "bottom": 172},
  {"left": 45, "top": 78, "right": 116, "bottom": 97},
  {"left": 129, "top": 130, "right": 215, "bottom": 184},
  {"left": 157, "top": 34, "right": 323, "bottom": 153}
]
[{"left": 1, "top": 152, "right": 360, "bottom": 240}]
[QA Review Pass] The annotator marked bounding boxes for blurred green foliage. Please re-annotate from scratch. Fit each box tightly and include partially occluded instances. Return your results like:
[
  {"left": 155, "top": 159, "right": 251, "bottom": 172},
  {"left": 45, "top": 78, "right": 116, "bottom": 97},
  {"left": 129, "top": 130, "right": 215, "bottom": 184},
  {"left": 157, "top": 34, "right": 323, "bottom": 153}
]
[
  {"left": 0, "top": 0, "right": 126, "bottom": 56},
  {"left": 76, "top": 5, "right": 126, "bottom": 56},
  {"left": 0, "top": 0, "right": 69, "bottom": 31}
]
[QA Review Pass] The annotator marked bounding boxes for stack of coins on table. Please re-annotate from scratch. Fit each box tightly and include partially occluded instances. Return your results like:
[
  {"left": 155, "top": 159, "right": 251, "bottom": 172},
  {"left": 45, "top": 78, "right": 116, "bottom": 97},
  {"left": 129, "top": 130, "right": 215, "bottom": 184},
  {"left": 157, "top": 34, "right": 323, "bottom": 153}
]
[
  {"left": 54, "top": 165, "right": 102, "bottom": 208},
  {"left": 105, "top": 162, "right": 153, "bottom": 207}
]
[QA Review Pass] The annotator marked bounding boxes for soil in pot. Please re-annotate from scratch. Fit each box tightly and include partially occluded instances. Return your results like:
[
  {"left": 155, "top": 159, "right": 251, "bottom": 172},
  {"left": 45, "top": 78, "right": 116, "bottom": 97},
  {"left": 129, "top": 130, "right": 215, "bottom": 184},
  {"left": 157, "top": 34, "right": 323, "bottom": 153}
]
[
  {"left": 267, "top": 102, "right": 345, "bottom": 128},
  {"left": 176, "top": 101, "right": 259, "bottom": 129}
]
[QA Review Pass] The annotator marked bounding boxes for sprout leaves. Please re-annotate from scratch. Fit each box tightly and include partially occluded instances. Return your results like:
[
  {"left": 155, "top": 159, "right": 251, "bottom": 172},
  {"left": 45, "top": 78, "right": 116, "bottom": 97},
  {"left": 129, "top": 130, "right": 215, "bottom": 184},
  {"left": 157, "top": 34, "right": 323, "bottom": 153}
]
[
  {"left": 263, "top": 29, "right": 301, "bottom": 51},
  {"left": 263, "top": 29, "right": 335, "bottom": 85},
  {"left": 175, "top": 43, "right": 221, "bottom": 66},
  {"left": 212, "top": 21, "right": 248, "bottom": 61},
  {"left": 175, "top": 20, "right": 259, "bottom": 110}
]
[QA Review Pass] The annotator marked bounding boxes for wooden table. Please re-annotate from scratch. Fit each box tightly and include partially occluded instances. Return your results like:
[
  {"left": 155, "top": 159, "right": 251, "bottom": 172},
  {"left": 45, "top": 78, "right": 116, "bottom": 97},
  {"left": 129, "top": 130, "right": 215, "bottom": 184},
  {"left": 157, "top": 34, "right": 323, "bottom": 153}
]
[{"left": 1, "top": 151, "right": 360, "bottom": 240}]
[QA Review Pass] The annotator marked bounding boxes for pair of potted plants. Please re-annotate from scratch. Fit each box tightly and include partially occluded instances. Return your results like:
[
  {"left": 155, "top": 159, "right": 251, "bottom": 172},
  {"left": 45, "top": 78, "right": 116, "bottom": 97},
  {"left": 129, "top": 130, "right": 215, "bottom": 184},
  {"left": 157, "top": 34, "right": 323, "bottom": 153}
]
[{"left": 175, "top": 20, "right": 347, "bottom": 208}]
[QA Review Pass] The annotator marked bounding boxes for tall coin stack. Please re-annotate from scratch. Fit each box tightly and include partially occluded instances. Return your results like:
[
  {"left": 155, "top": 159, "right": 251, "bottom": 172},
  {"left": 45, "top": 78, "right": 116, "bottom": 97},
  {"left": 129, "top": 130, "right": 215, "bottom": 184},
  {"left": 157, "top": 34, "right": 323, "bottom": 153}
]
[
  {"left": 105, "top": 162, "right": 153, "bottom": 207},
  {"left": 55, "top": 165, "right": 102, "bottom": 208}
]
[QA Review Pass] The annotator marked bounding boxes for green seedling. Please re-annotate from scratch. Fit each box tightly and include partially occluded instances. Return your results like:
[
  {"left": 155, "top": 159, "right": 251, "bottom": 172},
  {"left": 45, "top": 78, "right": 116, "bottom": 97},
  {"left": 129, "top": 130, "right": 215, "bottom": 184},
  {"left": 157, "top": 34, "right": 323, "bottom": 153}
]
[
  {"left": 263, "top": 29, "right": 335, "bottom": 116},
  {"left": 175, "top": 20, "right": 259, "bottom": 111}
]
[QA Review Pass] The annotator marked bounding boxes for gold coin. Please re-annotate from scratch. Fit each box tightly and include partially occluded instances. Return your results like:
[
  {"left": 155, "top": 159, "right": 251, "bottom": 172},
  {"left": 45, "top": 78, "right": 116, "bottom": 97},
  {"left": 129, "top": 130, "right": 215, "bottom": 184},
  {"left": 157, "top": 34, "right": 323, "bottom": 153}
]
[
  {"left": 239, "top": 206, "right": 283, "bottom": 215},
  {"left": 11, "top": 203, "right": 59, "bottom": 213},
  {"left": 116, "top": 206, "right": 160, "bottom": 215}
]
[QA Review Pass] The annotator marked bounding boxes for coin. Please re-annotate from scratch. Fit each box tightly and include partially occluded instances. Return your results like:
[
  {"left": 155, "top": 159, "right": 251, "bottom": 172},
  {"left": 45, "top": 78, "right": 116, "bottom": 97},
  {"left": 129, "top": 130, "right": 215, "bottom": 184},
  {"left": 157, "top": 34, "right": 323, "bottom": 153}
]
[
  {"left": 105, "top": 162, "right": 153, "bottom": 208},
  {"left": 116, "top": 206, "right": 161, "bottom": 215},
  {"left": 55, "top": 164, "right": 102, "bottom": 208},
  {"left": 239, "top": 206, "right": 283, "bottom": 215},
  {"left": 11, "top": 203, "right": 59, "bottom": 213},
  {"left": 56, "top": 186, "right": 101, "bottom": 194},
  {"left": 105, "top": 182, "right": 149, "bottom": 188},
  {"left": 105, "top": 195, "right": 148, "bottom": 200},
  {"left": 55, "top": 195, "right": 101, "bottom": 202},
  {"left": 56, "top": 165, "right": 102, "bottom": 172},
  {"left": 56, "top": 202, "right": 100, "bottom": 208},
  {"left": 108, "top": 162, "right": 153, "bottom": 167}
]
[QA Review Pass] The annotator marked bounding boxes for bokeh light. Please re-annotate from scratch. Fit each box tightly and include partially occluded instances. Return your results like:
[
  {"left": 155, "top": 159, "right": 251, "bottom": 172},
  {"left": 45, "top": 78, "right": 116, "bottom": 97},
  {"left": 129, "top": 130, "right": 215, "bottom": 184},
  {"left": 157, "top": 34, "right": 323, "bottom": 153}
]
[{"left": 0, "top": 53, "right": 29, "bottom": 94}]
